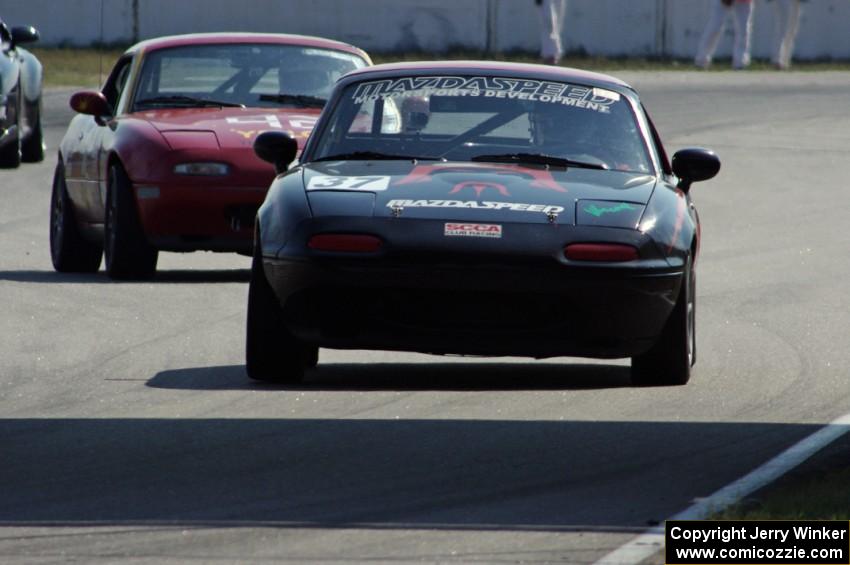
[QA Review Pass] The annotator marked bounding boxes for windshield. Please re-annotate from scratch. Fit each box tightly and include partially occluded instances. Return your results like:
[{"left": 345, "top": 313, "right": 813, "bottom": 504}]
[
  {"left": 132, "top": 43, "right": 367, "bottom": 111},
  {"left": 311, "top": 75, "right": 653, "bottom": 173}
]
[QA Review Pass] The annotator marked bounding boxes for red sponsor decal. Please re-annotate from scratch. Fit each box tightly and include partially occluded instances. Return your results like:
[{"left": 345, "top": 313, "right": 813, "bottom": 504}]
[
  {"left": 444, "top": 223, "right": 503, "bottom": 238},
  {"left": 449, "top": 181, "right": 510, "bottom": 198},
  {"left": 395, "top": 163, "right": 567, "bottom": 193}
]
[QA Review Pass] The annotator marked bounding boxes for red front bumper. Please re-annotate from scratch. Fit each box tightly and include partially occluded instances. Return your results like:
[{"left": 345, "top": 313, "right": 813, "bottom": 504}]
[{"left": 134, "top": 182, "right": 267, "bottom": 254}]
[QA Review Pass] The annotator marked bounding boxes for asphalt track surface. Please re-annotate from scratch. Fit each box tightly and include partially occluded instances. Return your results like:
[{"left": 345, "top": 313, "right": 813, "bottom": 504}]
[{"left": 1, "top": 72, "right": 849, "bottom": 564}]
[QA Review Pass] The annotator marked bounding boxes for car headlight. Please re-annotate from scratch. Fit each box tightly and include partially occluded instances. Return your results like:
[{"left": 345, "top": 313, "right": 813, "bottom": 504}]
[{"left": 173, "top": 162, "right": 230, "bottom": 176}]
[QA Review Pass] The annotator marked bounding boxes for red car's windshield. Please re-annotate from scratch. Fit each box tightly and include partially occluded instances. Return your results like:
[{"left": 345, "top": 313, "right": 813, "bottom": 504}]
[{"left": 133, "top": 44, "right": 368, "bottom": 111}]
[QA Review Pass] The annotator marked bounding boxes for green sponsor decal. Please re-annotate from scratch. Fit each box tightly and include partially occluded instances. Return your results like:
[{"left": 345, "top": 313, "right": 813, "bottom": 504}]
[{"left": 583, "top": 202, "right": 638, "bottom": 218}]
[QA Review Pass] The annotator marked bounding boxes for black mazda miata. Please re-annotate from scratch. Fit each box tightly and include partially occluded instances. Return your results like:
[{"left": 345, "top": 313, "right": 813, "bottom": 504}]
[{"left": 248, "top": 61, "right": 720, "bottom": 386}]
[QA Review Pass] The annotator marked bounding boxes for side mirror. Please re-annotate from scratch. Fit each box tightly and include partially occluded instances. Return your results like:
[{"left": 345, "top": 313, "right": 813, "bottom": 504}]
[
  {"left": 672, "top": 148, "right": 720, "bottom": 193},
  {"left": 253, "top": 131, "right": 298, "bottom": 174},
  {"left": 69, "top": 91, "right": 113, "bottom": 123},
  {"left": 10, "top": 26, "right": 39, "bottom": 46}
]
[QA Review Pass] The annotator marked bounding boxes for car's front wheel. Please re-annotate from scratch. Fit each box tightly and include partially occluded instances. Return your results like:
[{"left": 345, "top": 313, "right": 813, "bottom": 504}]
[
  {"left": 104, "top": 162, "right": 158, "bottom": 279},
  {"left": 50, "top": 161, "right": 103, "bottom": 272},
  {"left": 0, "top": 130, "right": 21, "bottom": 168},
  {"left": 631, "top": 255, "right": 695, "bottom": 386},
  {"left": 246, "top": 235, "right": 318, "bottom": 383},
  {"left": 0, "top": 85, "right": 22, "bottom": 168},
  {"left": 21, "top": 102, "right": 45, "bottom": 163}
]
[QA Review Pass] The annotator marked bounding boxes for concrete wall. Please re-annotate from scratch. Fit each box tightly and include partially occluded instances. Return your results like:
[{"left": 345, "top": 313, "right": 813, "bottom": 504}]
[{"left": 2, "top": 0, "right": 849, "bottom": 60}]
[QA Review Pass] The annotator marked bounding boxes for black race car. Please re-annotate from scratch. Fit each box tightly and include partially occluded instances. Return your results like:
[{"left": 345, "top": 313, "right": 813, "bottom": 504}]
[
  {"left": 0, "top": 18, "right": 43, "bottom": 167},
  {"left": 248, "top": 61, "right": 720, "bottom": 386}
]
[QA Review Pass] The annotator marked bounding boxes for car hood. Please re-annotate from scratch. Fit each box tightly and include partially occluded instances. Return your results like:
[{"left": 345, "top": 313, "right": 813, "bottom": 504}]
[
  {"left": 136, "top": 106, "right": 321, "bottom": 150},
  {"left": 302, "top": 161, "right": 657, "bottom": 226}
]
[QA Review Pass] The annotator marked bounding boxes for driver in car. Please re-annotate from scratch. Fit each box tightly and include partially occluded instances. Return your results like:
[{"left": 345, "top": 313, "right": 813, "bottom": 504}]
[{"left": 529, "top": 101, "right": 649, "bottom": 172}]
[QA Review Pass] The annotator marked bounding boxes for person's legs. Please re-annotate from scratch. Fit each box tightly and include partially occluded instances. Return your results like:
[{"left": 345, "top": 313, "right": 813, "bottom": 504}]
[
  {"left": 771, "top": 0, "right": 785, "bottom": 66},
  {"left": 695, "top": 1, "right": 730, "bottom": 68},
  {"left": 731, "top": 0, "right": 754, "bottom": 69},
  {"left": 774, "top": 0, "right": 801, "bottom": 69},
  {"left": 539, "top": 0, "right": 565, "bottom": 64}
]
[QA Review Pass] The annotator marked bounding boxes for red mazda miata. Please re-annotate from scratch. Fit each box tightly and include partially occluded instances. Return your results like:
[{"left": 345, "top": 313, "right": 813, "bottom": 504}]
[{"left": 50, "top": 32, "right": 370, "bottom": 278}]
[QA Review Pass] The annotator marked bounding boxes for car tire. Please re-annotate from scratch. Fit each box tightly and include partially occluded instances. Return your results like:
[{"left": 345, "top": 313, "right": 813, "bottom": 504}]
[
  {"left": 49, "top": 162, "right": 103, "bottom": 273},
  {"left": 631, "top": 254, "right": 695, "bottom": 386},
  {"left": 21, "top": 103, "right": 45, "bottom": 163},
  {"left": 246, "top": 235, "right": 317, "bottom": 383},
  {"left": 104, "top": 162, "right": 158, "bottom": 279},
  {"left": 0, "top": 131, "right": 21, "bottom": 168},
  {"left": 0, "top": 85, "right": 22, "bottom": 168}
]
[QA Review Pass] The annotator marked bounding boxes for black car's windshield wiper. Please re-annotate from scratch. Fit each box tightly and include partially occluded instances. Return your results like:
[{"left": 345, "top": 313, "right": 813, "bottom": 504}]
[
  {"left": 135, "top": 95, "right": 245, "bottom": 108},
  {"left": 471, "top": 153, "right": 608, "bottom": 170},
  {"left": 259, "top": 94, "right": 327, "bottom": 108},
  {"left": 313, "top": 151, "right": 444, "bottom": 163}
]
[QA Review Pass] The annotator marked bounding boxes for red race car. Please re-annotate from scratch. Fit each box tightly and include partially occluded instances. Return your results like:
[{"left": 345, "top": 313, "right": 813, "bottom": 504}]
[{"left": 50, "top": 33, "right": 370, "bottom": 278}]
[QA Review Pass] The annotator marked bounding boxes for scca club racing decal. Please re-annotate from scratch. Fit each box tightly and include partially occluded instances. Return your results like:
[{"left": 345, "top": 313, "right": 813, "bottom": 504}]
[
  {"left": 444, "top": 223, "right": 503, "bottom": 238},
  {"left": 388, "top": 199, "right": 564, "bottom": 214},
  {"left": 351, "top": 76, "right": 620, "bottom": 114},
  {"left": 307, "top": 175, "right": 392, "bottom": 191}
]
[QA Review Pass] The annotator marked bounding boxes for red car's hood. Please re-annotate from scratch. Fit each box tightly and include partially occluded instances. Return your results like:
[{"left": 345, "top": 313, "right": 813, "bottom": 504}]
[{"left": 137, "top": 106, "right": 322, "bottom": 150}]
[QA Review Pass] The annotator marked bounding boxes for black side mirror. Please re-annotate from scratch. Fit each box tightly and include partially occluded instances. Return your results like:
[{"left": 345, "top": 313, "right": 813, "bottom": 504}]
[
  {"left": 10, "top": 26, "right": 39, "bottom": 47},
  {"left": 253, "top": 131, "right": 298, "bottom": 174},
  {"left": 672, "top": 148, "right": 720, "bottom": 193}
]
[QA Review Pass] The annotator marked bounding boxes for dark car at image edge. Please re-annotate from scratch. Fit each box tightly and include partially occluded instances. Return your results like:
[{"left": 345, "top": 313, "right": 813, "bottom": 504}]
[{"left": 0, "top": 18, "right": 44, "bottom": 168}]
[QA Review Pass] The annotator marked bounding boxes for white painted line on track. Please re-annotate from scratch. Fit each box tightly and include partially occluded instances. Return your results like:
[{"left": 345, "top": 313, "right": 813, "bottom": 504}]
[{"left": 593, "top": 413, "right": 850, "bottom": 565}]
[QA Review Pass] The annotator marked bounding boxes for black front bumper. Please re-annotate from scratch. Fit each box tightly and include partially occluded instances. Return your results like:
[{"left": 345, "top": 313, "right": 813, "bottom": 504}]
[{"left": 264, "top": 255, "right": 682, "bottom": 359}]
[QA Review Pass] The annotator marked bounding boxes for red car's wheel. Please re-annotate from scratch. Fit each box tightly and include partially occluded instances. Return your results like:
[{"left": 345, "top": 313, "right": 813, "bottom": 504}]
[
  {"left": 104, "top": 162, "right": 158, "bottom": 279},
  {"left": 49, "top": 161, "right": 103, "bottom": 273}
]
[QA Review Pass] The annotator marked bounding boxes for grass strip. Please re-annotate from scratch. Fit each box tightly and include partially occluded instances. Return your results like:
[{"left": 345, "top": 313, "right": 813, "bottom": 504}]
[
  {"left": 716, "top": 461, "right": 850, "bottom": 520},
  {"left": 32, "top": 47, "right": 127, "bottom": 88},
  {"left": 32, "top": 46, "right": 850, "bottom": 88}
]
